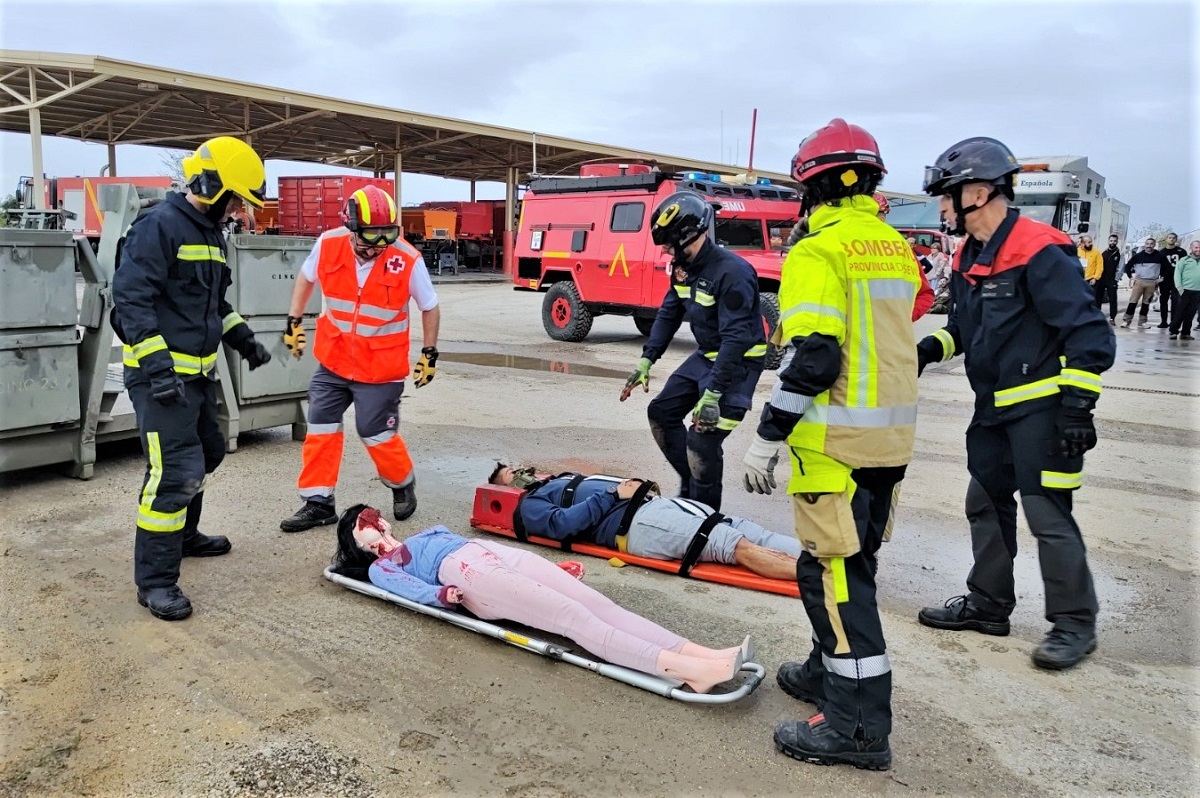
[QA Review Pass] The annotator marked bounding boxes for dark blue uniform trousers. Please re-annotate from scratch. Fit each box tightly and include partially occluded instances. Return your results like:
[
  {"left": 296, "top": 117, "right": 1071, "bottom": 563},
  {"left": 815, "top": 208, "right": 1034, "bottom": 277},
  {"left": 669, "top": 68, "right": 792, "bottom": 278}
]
[
  {"left": 646, "top": 352, "right": 762, "bottom": 511},
  {"left": 128, "top": 374, "right": 225, "bottom": 589}
]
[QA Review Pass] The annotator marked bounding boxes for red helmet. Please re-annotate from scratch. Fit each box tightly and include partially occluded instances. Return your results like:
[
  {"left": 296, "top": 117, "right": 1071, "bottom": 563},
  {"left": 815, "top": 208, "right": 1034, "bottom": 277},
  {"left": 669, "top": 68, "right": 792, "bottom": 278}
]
[
  {"left": 791, "top": 118, "right": 886, "bottom": 185},
  {"left": 342, "top": 185, "right": 398, "bottom": 233},
  {"left": 873, "top": 192, "right": 891, "bottom": 216}
]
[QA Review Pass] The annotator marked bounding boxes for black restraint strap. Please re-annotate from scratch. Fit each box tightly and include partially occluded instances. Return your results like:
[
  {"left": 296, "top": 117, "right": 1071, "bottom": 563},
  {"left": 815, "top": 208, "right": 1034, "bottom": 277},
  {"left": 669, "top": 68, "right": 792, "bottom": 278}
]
[
  {"left": 678, "top": 511, "right": 726, "bottom": 577},
  {"left": 559, "top": 474, "right": 587, "bottom": 509},
  {"left": 511, "top": 472, "right": 578, "bottom": 543},
  {"left": 616, "top": 480, "right": 658, "bottom": 537}
]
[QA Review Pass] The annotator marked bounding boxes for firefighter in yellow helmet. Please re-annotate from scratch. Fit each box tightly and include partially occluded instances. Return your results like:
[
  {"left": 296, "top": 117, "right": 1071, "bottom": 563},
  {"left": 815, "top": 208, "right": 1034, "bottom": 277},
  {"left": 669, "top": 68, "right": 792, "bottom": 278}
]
[
  {"left": 112, "top": 136, "right": 271, "bottom": 621},
  {"left": 740, "top": 119, "right": 922, "bottom": 770}
]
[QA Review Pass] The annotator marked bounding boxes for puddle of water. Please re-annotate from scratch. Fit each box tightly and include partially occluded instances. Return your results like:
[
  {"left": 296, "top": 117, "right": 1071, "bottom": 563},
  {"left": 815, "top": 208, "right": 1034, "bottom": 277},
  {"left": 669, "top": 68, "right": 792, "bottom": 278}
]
[{"left": 439, "top": 351, "right": 629, "bottom": 380}]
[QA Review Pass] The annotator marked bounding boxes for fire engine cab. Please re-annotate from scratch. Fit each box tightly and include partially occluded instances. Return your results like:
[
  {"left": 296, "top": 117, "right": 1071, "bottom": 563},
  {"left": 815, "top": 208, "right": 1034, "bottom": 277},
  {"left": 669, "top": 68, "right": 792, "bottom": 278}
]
[{"left": 512, "top": 162, "right": 799, "bottom": 366}]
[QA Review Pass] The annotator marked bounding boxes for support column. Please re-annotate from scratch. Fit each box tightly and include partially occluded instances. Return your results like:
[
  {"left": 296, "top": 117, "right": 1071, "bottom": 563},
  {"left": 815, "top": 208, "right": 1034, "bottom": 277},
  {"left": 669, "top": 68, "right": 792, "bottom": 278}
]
[
  {"left": 393, "top": 152, "right": 402, "bottom": 209},
  {"left": 469, "top": 179, "right": 476, "bottom": 202},
  {"left": 107, "top": 143, "right": 117, "bottom": 176},
  {"left": 28, "top": 69, "right": 46, "bottom": 210},
  {"left": 503, "top": 166, "right": 517, "bottom": 276}
]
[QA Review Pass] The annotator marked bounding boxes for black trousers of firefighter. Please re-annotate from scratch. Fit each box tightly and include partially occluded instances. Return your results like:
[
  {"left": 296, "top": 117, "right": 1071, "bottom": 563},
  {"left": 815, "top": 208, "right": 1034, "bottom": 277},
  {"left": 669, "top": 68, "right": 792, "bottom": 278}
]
[
  {"left": 646, "top": 352, "right": 763, "bottom": 511},
  {"left": 794, "top": 465, "right": 906, "bottom": 741},
  {"left": 127, "top": 373, "right": 225, "bottom": 590},
  {"left": 963, "top": 407, "right": 1098, "bottom": 632}
]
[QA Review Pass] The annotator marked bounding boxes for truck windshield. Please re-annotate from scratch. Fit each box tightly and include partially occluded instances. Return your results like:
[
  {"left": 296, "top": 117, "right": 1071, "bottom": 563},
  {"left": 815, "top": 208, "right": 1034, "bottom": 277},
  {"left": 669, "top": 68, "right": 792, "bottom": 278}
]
[
  {"left": 1020, "top": 205, "right": 1058, "bottom": 227},
  {"left": 767, "top": 221, "right": 796, "bottom": 251},
  {"left": 715, "top": 218, "right": 766, "bottom": 250}
]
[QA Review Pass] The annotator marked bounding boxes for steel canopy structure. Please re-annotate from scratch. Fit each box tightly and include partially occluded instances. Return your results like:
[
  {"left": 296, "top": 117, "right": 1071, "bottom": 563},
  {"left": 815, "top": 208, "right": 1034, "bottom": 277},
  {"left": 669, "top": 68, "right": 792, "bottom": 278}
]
[{"left": 0, "top": 50, "right": 791, "bottom": 194}]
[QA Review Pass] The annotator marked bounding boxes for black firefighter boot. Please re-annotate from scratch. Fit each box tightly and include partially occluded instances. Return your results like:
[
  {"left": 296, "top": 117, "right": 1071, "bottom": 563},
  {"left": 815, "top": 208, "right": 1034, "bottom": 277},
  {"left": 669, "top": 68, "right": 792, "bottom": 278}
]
[
  {"left": 393, "top": 478, "right": 417, "bottom": 521},
  {"left": 134, "top": 528, "right": 192, "bottom": 621},
  {"left": 181, "top": 492, "right": 232, "bottom": 557},
  {"left": 774, "top": 714, "right": 891, "bottom": 771}
]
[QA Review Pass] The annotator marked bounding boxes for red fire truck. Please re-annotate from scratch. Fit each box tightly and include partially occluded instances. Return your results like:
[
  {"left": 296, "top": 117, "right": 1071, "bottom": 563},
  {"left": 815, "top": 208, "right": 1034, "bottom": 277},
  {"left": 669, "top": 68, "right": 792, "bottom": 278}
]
[{"left": 512, "top": 164, "right": 798, "bottom": 366}]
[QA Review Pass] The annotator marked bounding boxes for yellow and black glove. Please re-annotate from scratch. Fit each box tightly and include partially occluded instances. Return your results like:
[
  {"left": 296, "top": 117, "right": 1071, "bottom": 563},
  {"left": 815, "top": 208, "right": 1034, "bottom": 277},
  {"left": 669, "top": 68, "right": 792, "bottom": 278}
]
[
  {"left": 283, "top": 316, "right": 306, "bottom": 359},
  {"left": 413, "top": 346, "right": 438, "bottom": 388}
]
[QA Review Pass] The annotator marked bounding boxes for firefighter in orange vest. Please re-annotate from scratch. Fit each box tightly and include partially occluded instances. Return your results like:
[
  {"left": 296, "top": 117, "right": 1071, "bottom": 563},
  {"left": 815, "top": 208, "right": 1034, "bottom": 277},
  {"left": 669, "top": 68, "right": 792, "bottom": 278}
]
[{"left": 279, "top": 185, "right": 441, "bottom": 532}]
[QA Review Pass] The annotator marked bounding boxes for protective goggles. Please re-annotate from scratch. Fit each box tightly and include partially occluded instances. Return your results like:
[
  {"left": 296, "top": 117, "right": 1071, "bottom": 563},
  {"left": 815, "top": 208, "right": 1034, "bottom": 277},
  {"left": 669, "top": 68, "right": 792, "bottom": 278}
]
[
  {"left": 356, "top": 226, "right": 401, "bottom": 247},
  {"left": 922, "top": 165, "right": 949, "bottom": 194}
]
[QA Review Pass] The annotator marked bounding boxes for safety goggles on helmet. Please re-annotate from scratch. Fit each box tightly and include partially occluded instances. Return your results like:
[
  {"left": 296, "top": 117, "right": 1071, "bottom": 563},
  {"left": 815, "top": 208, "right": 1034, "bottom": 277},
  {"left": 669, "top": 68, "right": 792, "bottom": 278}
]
[
  {"left": 356, "top": 226, "right": 401, "bottom": 247},
  {"left": 922, "top": 165, "right": 953, "bottom": 195}
]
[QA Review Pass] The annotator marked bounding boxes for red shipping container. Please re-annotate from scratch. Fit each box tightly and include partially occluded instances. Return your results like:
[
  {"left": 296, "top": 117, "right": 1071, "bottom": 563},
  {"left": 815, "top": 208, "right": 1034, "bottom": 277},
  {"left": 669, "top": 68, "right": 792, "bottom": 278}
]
[
  {"left": 419, "top": 201, "right": 494, "bottom": 239},
  {"left": 278, "top": 175, "right": 396, "bottom": 236}
]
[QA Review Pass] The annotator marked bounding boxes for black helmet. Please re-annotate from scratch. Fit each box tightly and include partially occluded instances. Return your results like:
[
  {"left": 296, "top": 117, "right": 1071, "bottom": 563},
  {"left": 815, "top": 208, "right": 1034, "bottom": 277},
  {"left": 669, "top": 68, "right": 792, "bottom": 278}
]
[
  {"left": 650, "top": 191, "right": 712, "bottom": 250},
  {"left": 923, "top": 137, "right": 1019, "bottom": 196}
]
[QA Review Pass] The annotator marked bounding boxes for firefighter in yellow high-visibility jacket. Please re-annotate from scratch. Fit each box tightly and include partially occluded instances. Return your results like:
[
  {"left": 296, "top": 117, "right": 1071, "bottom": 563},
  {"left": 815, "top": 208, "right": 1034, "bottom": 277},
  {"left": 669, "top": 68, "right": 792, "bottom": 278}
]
[{"left": 740, "top": 119, "right": 922, "bottom": 771}]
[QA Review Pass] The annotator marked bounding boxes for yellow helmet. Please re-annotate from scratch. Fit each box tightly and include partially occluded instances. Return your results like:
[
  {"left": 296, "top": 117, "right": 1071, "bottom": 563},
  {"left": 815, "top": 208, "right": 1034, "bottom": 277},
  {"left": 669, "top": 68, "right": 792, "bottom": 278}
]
[{"left": 182, "top": 136, "right": 266, "bottom": 208}]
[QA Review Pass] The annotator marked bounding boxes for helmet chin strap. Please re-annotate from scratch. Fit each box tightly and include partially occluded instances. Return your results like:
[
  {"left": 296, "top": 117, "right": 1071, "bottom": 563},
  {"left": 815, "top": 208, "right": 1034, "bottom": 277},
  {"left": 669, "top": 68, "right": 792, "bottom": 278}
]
[
  {"left": 672, "top": 234, "right": 704, "bottom": 272},
  {"left": 203, "top": 193, "right": 234, "bottom": 224},
  {"left": 947, "top": 184, "right": 1000, "bottom": 236}
]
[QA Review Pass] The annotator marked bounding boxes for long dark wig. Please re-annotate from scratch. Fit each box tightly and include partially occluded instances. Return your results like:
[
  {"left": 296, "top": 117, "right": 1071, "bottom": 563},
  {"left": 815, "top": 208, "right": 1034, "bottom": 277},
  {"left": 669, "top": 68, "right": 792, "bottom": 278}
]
[{"left": 330, "top": 503, "right": 377, "bottom": 581}]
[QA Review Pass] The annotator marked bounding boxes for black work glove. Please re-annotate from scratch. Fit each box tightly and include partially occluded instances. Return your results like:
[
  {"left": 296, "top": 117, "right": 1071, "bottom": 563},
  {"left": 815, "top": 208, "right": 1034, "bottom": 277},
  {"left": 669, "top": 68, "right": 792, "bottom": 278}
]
[
  {"left": 1056, "top": 405, "right": 1097, "bottom": 458},
  {"left": 917, "top": 346, "right": 932, "bottom": 377},
  {"left": 239, "top": 338, "right": 272, "bottom": 371},
  {"left": 149, "top": 368, "right": 185, "bottom": 405}
]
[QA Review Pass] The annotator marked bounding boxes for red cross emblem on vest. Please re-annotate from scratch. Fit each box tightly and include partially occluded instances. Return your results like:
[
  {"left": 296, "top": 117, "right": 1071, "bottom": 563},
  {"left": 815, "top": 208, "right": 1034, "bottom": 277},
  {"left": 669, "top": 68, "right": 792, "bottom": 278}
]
[{"left": 385, "top": 256, "right": 406, "bottom": 275}]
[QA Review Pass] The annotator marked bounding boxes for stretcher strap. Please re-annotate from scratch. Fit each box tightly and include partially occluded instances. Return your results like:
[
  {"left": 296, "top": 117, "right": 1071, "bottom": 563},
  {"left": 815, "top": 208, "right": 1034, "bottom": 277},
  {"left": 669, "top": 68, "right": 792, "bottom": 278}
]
[
  {"left": 559, "top": 474, "right": 588, "bottom": 508},
  {"left": 678, "top": 511, "right": 726, "bottom": 577},
  {"left": 512, "top": 471, "right": 580, "bottom": 545},
  {"left": 616, "top": 481, "right": 658, "bottom": 537}
]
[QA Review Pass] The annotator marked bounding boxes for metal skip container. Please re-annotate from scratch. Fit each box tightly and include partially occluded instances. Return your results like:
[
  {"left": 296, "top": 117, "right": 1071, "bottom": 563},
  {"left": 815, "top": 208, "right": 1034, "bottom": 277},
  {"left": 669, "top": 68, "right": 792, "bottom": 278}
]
[
  {"left": 0, "top": 231, "right": 82, "bottom": 466},
  {"left": 0, "top": 183, "right": 328, "bottom": 478},
  {"left": 219, "top": 233, "right": 322, "bottom": 447}
]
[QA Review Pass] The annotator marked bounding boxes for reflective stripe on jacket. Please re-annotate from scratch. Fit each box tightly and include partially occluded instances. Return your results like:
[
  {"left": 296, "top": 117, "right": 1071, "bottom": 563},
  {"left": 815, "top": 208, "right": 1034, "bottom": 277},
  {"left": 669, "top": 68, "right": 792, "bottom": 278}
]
[
  {"left": 918, "top": 210, "right": 1115, "bottom": 423},
  {"left": 778, "top": 195, "right": 920, "bottom": 480},
  {"left": 312, "top": 229, "right": 419, "bottom": 383},
  {"left": 642, "top": 239, "right": 766, "bottom": 394},
  {"left": 113, "top": 192, "right": 253, "bottom": 377}
]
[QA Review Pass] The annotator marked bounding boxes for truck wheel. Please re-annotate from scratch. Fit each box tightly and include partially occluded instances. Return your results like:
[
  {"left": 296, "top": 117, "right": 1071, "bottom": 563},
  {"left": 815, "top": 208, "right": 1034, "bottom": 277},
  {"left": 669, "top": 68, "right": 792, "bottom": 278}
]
[
  {"left": 760, "top": 291, "right": 784, "bottom": 370},
  {"left": 542, "top": 282, "right": 594, "bottom": 342},
  {"left": 634, "top": 316, "right": 656, "bottom": 336}
]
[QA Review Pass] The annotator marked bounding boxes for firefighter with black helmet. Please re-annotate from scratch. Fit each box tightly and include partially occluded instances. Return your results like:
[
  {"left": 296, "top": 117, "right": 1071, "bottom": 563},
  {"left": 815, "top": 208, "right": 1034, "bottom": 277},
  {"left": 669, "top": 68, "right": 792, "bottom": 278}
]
[
  {"left": 741, "top": 119, "right": 921, "bottom": 770},
  {"left": 619, "top": 190, "right": 766, "bottom": 511},
  {"left": 112, "top": 136, "right": 272, "bottom": 621},
  {"left": 915, "top": 137, "right": 1116, "bottom": 670}
]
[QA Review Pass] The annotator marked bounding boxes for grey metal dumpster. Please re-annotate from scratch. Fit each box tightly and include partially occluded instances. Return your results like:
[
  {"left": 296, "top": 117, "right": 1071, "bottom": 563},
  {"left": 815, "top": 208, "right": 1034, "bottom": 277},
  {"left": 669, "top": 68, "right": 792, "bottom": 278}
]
[
  {"left": 0, "top": 231, "right": 84, "bottom": 472},
  {"left": 0, "top": 183, "right": 327, "bottom": 478}
]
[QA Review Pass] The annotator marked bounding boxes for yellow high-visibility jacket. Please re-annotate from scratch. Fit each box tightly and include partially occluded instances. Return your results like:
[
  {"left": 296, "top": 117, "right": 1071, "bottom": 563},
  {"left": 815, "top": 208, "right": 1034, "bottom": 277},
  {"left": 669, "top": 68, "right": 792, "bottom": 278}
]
[{"left": 774, "top": 195, "right": 920, "bottom": 491}]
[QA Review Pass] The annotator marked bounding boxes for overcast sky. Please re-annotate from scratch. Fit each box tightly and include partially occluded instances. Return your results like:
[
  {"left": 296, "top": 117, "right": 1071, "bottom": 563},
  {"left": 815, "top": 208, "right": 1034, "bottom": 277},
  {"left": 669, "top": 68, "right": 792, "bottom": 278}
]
[{"left": 2, "top": 0, "right": 1197, "bottom": 233}]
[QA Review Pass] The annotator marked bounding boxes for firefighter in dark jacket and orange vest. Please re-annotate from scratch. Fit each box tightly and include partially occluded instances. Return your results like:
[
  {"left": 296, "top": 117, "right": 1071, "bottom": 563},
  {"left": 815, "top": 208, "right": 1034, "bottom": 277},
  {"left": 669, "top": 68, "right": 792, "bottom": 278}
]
[
  {"left": 280, "top": 185, "right": 441, "bottom": 532},
  {"left": 619, "top": 191, "right": 767, "bottom": 512},
  {"left": 112, "top": 136, "right": 272, "bottom": 621},
  {"left": 915, "top": 137, "right": 1116, "bottom": 671}
]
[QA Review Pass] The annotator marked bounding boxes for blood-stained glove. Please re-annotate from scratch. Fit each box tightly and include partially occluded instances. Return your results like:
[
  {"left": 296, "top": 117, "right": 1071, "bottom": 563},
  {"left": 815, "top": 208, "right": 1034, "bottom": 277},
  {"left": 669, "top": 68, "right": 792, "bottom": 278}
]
[
  {"left": 691, "top": 389, "right": 722, "bottom": 433},
  {"left": 413, "top": 346, "right": 438, "bottom": 388},
  {"left": 742, "top": 434, "right": 781, "bottom": 495},
  {"left": 1056, "top": 405, "right": 1097, "bottom": 458},
  {"left": 239, "top": 338, "right": 272, "bottom": 371},
  {"left": 620, "top": 357, "right": 652, "bottom": 402},
  {"left": 149, "top": 367, "right": 185, "bottom": 405},
  {"left": 283, "top": 316, "right": 306, "bottom": 359}
]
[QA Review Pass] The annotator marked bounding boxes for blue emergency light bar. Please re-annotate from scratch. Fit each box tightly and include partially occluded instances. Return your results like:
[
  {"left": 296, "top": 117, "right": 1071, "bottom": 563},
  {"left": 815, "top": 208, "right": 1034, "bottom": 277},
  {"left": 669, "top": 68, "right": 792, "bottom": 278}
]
[{"left": 683, "top": 172, "right": 723, "bottom": 182}]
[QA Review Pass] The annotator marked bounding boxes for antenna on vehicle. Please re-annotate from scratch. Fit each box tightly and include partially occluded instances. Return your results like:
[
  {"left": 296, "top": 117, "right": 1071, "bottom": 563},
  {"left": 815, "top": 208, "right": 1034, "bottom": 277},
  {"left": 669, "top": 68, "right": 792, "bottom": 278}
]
[{"left": 747, "top": 108, "right": 758, "bottom": 173}]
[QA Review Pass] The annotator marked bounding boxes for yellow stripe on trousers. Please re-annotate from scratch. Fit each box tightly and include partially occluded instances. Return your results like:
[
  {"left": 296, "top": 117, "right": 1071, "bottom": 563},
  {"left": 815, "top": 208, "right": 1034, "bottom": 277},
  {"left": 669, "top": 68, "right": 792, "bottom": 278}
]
[{"left": 821, "top": 556, "right": 851, "bottom": 654}]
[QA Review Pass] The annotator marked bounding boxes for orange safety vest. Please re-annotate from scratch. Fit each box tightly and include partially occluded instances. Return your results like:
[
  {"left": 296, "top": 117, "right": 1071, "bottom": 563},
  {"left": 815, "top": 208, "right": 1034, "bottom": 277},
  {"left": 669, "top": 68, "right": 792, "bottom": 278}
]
[{"left": 313, "top": 229, "right": 420, "bottom": 383}]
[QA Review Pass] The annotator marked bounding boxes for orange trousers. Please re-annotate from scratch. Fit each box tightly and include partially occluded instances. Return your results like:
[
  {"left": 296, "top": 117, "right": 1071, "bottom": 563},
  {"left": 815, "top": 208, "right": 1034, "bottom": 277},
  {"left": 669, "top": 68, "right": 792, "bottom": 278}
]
[{"left": 298, "top": 364, "right": 414, "bottom": 503}]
